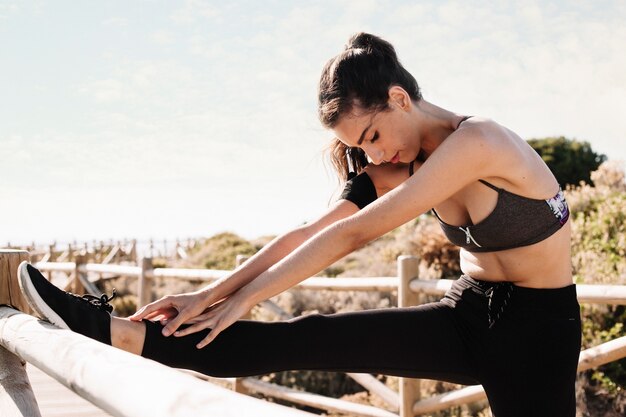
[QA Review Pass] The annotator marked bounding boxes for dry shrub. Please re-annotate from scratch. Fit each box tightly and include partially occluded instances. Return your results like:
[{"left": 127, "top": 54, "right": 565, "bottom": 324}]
[
  {"left": 174, "top": 232, "right": 259, "bottom": 270},
  {"left": 565, "top": 161, "right": 626, "bottom": 414},
  {"left": 323, "top": 216, "right": 462, "bottom": 281},
  {"left": 400, "top": 216, "right": 461, "bottom": 279},
  {"left": 568, "top": 161, "right": 626, "bottom": 285}
]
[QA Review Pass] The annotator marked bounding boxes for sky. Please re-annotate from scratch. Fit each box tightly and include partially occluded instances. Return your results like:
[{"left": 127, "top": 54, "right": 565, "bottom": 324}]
[{"left": 1, "top": 0, "right": 625, "bottom": 247}]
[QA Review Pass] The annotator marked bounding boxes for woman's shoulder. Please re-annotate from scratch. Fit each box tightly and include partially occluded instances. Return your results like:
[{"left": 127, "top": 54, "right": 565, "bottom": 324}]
[
  {"left": 448, "top": 117, "right": 558, "bottom": 194},
  {"left": 454, "top": 117, "right": 524, "bottom": 150},
  {"left": 444, "top": 117, "right": 531, "bottom": 168}
]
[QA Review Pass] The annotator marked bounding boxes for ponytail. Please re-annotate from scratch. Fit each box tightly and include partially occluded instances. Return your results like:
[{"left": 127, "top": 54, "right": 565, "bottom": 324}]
[{"left": 318, "top": 32, "right": 421, "bottom": 129}]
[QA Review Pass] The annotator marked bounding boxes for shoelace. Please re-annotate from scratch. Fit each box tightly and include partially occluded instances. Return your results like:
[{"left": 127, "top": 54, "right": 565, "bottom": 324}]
[
  {"left": 485, "top": 283, "right": 513, "bottom": 329},
  {"left": 70, "top": 289, "right": 117, "bottom": 313}
]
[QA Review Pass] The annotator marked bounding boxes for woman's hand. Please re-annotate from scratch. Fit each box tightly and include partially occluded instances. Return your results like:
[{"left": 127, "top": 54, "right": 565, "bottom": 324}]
[
  {"left": 129, "top": 290, "right": 216, "bottom": 337},
  {"left": 169, "top": 291, "right": 254, "bottom": 348}
]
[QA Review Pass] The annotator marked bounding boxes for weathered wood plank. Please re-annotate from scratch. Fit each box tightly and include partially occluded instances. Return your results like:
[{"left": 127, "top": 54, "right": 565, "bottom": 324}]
[
  {"left": 1, "top": 346, "right": 42, "bottom": 417},
  {"left": 0, "top": 250, "right": 32, "bottom": 313},
  {"left": 242, "top": 379, "right": 398, "bottom": 417}
]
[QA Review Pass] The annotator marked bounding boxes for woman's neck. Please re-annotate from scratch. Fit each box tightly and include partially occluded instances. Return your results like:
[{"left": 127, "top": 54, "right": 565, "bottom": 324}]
[{"left": 413, "top": 100, "right": 464, "bottom": 159}]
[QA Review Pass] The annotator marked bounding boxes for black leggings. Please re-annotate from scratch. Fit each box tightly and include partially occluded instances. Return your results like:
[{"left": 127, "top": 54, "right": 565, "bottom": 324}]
[{"left": 141, "top": 276, "right": 582, "bottom": 417}]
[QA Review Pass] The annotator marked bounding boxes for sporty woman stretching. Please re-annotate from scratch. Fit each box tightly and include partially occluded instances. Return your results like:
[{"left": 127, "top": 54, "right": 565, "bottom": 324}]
[{"left": 19, "top": 33, "right": 580, "bottom": 416}]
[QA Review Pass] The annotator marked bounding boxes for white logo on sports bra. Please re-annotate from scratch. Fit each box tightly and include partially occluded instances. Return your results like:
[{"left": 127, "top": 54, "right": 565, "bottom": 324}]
[{"left": 546, "top": 189, "right": 570, "bottom": 225}]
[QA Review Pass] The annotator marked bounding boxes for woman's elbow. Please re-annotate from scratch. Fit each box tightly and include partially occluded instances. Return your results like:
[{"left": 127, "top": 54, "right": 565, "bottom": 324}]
[{"left": 334, "top": 219, "right": 371, "bottom": 253}]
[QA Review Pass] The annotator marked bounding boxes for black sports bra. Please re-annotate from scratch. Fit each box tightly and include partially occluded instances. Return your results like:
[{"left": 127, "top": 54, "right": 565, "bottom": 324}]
[
  {"left": 431, "top": 180, "right": 569, "bottom": 252},
  {"left": 339, "top": 173, "right": 569, "bottom": 252}
]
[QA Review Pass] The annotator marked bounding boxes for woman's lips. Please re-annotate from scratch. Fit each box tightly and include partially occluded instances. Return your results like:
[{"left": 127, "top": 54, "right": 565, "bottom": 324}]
[{"left": 390, "top": 152, "right": 400, "bottom": 163}]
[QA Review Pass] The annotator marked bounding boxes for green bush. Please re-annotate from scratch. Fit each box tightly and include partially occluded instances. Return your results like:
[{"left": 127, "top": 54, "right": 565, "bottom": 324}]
[
  {"left": 527, "top": 137, "right": 606, "bottom": 187},
  {"left": 200, "top": 232, "right": 258, "bottom": 270}
]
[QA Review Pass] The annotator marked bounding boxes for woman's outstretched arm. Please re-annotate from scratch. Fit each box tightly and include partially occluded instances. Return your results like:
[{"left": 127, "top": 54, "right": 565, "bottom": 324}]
[{"left": 129, "top": 200, "right": 359, "bottom": 331}]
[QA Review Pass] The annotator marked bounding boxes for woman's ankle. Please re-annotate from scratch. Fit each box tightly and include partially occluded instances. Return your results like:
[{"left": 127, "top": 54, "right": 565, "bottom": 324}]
[{"left": 111, "top": 317, "right": 146, "bottom": 355}]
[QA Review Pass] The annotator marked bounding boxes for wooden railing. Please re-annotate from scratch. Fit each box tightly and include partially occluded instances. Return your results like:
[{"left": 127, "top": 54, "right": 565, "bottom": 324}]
[
  {"left": 0, "top": 307, "right": 317, "bottom": 417},
  {"left": 0, "top": 250, "right": 313, "bottom": 417},
  {"left": 2, "top": 249, "right": 626, "bottom": 416}
]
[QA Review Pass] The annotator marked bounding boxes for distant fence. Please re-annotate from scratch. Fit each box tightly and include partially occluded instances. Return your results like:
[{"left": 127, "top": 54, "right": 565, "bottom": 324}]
[
  {"left": 2, "top": 249, "right": 626, "bottom": 417},
  {"left": 3, "top": 238, "right": 199, "bottom": 265}
]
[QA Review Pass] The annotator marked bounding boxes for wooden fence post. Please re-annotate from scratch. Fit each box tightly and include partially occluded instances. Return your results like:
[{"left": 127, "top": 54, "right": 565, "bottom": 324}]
[
  {"left": 73, "top": 254, "right": 86, "bottom": 294},
  {"left": 137, "top": 257, "right": 154, "bottom": 310},
  {"left": 398, "top": 255, "right": 421, "bottom": 417},
  {"left": 46, "top": 244, "right": 55, "bottom": 280},
  {"left": 0, "top": 249, "right": 42, "bottom": 417},
  {"left": 130, "top": 239, "right": 138, "bottom": 263},
  {"left": 0, "top": 250, "right": 32, "bottom": 314}
]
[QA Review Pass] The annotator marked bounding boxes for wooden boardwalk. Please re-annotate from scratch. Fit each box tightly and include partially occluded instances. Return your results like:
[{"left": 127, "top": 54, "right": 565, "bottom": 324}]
[{"left": 27, "top": 364, "right": 114, "bottom": 417}]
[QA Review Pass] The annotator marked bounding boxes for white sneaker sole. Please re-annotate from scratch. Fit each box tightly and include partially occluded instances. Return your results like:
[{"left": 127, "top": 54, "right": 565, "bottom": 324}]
[{"left": 18, "top": 261, "right": 70, "bottom": 330}]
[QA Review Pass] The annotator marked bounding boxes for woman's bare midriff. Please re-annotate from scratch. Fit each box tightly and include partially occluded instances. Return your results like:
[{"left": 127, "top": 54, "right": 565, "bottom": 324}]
[{"left": 459, "top": 221, "right": 573, "bottom": 288}]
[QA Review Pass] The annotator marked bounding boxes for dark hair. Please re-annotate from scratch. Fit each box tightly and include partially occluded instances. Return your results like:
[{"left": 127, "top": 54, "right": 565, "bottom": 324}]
[
  {"left": 328, "top": 139, "right": 369, "bottom": 182},
  {"left": 319, "top": 33, "right": 422, "bottom": 179}
]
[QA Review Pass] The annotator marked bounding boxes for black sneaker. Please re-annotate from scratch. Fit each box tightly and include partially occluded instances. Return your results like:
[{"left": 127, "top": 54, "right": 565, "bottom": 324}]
[{"left": 18, "top": 261, "right": 115, "bottom": 345}]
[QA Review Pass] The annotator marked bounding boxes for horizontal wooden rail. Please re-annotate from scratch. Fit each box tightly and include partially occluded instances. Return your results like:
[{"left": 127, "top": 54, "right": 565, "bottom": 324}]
[
  {"left": 295, "top": 277, "right": 398, "bottom": 291},
  {"left": 33, "top": 262, "right": 626, "bottom": 305},
  {"left": 157, "top": 367, "right": 401, "bottom": 417},
  {"left": 577, "top": 335, "right": 626, "bottom": 372},
  {"left": 33, "top": 262, "right": 399, "bottom": 291},
  {"left": 152, "top": 267, "right": 230, "bottom": 281},
  {"left": 83, "top": 263, "right": 141, "bottom": 277},
  {"left": 33, "top": 261, "right": 75, "bottom": 273},
  {"left": 576, "top": 284, "right": 626, "bottom": 305},
  {"left": 242, "top": 378, "right": 398, "bottom": 417},
  {"left": 410, "top": 279, "right": 626, "bottom": 305},
  {"left": 0, "top": 307, "right": 315, "bottom": 417},
  {"left": 411, "top": 335, "right": 626, "bottom": 415}
]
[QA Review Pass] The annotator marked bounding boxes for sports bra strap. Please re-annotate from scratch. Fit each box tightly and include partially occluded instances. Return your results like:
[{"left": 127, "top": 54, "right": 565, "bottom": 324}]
[
  {"left": 408, "top": 160, "right": 415, "bottom": 177},
  {"left": 479, "top": 179, "right": 501, "bottom": 191},
  {"left": 457, "top": 115, "right": 472, "bottom": 129}
]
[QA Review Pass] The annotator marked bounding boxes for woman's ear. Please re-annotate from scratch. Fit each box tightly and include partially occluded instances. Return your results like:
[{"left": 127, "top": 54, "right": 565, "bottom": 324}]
[{"left": 388, "top": 86, "right": 411, "bottom": 111}]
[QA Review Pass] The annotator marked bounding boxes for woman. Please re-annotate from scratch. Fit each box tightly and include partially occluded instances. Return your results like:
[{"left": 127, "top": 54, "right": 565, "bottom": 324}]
[{"left": 19, "top": 33, "right": 580, "bottom": 416}]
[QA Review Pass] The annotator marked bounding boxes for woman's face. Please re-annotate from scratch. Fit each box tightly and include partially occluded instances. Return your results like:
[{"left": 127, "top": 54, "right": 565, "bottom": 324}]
[{"left": 333, "top": 102, "right": 420, "bottom": 165}]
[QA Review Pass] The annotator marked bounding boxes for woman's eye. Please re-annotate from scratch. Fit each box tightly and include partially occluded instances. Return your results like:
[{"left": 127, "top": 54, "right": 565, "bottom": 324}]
[{"left": 370, "top": 132, "right": 379, "bottom": 143}]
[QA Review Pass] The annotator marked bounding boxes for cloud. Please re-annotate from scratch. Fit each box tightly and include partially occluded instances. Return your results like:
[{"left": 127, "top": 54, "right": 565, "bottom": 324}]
[
  {"left": 78, "top": 78, "right": 129, "bottom": 103},
  {"left": 151, "top": 30, "right": 175, "bottom": 46},
  {"left": 0, "top": 1, "right": 19, "bottom": 19},
  {"left": 102, "top": 16, "right": 129, "bottom": 27},
  {"left": 170, "top": 0, "right": 219, "bottom": 24}
]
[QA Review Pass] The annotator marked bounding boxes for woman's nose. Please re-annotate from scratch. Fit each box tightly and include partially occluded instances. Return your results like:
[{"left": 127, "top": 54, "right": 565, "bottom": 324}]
[{"left": 364, "top": 147, "right": 384, "bottom": 165}]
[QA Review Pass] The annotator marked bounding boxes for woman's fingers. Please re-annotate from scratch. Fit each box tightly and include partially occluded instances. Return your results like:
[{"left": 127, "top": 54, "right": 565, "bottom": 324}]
[
  {"left": 182, "top": 310, "right": 212, "bottom": 324},
  {"left": 197, "top": 317, "right": 236, "bottom": 348},
  {"left": 129, "top": 297, "right": 173, "bottom": 321},
  {"left": 162, "top": 303, "right": 206, "bottom": 336},
  {"left": 173, "top": 317, "right": 215, "bottom": 337},
  {"left": 152, "top": 308, "right": 179, "bottom": 323}
]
